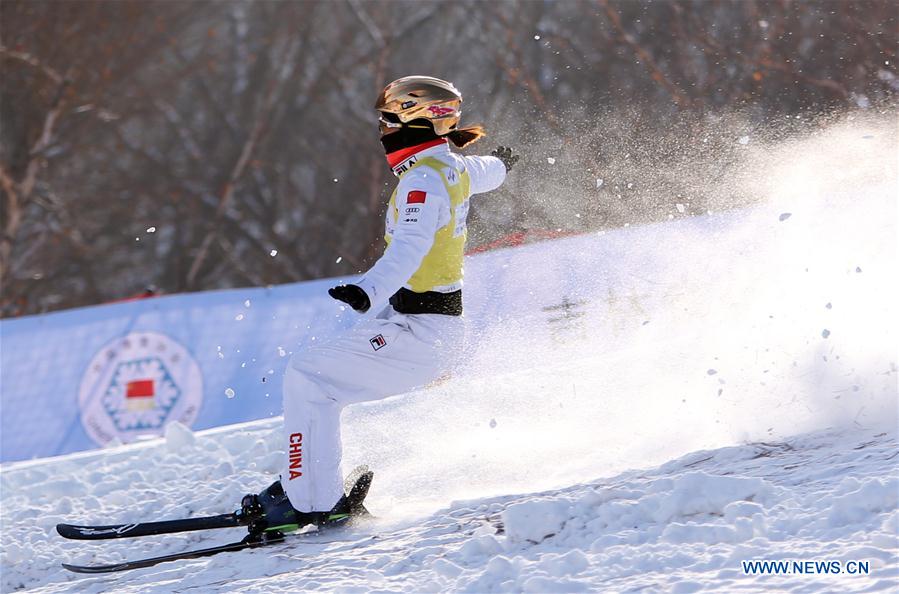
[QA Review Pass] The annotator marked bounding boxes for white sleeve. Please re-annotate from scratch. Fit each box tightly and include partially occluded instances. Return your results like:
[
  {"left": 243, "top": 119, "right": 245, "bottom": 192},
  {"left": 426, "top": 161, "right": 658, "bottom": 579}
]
[
  {"left": 356, "top": 170, "right": 446, "bottom": 312},
  {"left": 464, "top": 155, "right": 507, "bottom": 195}
]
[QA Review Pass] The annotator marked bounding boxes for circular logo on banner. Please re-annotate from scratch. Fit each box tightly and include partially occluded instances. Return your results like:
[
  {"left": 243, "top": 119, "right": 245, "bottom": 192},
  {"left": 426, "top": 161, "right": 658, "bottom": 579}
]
[{"left": 78, "top": 332, "right": 203, "bottom": 446}]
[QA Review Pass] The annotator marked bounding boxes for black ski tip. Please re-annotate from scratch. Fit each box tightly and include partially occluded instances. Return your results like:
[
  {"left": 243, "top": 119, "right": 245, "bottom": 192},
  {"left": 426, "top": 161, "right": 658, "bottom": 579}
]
[
  {"left": 347, "top": 470, "right": 374, "bottom": 512},
  {"left": 56, "top": 514, "right": 241, "bottom": 540},
  {"left": 56, "top": 522, "right": 142, "bottom": 540},
  {"left": 62, "top": 562, "right": 129, "bottom": 574},
  {"left": 347, "top": 470, "right": 375, "bottom": 505},
  {"left": 56, "top": 524, "right": 96, "bottom": 539},
  {"left": 343, "top": 464, "right": 371, "bottom": 495}
]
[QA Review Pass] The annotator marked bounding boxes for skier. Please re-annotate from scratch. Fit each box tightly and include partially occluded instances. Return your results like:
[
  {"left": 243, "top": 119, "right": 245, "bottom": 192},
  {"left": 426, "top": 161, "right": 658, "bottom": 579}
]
[{"left": 241, "top": 76, "right": 519, "bottom": 532}]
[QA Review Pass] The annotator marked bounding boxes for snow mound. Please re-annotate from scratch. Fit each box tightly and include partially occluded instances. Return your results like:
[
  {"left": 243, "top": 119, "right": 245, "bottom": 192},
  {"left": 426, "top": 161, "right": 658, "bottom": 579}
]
[{"left": 164, "top": 421, "right": 197, "bottom": 451}]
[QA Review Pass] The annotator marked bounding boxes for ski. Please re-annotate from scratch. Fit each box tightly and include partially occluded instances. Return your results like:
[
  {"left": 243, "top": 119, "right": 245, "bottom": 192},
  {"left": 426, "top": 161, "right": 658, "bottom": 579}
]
[
  {"left": 57, "top": 512, "right": 244, "bottom": 540},
  {"left": 60, "top": 468, "right": 374, "bottom": 574},
  {"left": 61, "top": 503, "right": 371, "bottom": 574},
  {"left": 57, "top": 465, "right": 373, "bottom": 541},
  {"left": 61, "top": 531, "right": 281, "bottom": 574},
  {"left": 61, "top": 517, "right": 376, "bottom": 575}
]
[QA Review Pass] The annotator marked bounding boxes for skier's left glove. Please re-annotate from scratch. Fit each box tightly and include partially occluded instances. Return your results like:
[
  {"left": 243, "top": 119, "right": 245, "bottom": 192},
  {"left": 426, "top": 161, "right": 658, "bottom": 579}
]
[
  {"left": 491, "top": 145, "right": 519, "bottom": 172},
  {"left": 328, "top": 284, "right": 371, "bottom": 313}
]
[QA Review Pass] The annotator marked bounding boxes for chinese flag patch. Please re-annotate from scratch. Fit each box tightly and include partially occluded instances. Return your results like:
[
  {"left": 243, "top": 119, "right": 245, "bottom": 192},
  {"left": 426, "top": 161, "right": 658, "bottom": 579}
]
[{"left": 407, "top": 191, "right": 427, "bottom": 204}]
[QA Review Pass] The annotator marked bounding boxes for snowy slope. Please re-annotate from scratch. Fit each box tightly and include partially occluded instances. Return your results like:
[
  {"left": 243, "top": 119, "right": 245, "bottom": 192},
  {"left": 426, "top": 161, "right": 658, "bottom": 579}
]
[
  {"left": 1, "top": 420, "right": 896, "bottom": 592},
  {"left": 1, "top": 116, "right": 897, "bottom": 592}
]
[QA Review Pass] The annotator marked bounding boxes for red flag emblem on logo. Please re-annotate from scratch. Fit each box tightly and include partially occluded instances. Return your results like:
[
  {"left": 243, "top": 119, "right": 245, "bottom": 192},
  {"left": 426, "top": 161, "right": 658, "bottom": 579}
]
[
  {"left": 126, "top": 379, "right": 155, "bottom": 398},
  {"left": 407, "top": 191, "right": 427, "bottom": 204}
]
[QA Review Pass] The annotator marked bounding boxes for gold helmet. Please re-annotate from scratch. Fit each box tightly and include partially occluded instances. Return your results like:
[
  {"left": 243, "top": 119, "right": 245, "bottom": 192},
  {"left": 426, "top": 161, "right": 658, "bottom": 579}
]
[{"left": 375, "top": 75, "right": 462, "bottom": 137}]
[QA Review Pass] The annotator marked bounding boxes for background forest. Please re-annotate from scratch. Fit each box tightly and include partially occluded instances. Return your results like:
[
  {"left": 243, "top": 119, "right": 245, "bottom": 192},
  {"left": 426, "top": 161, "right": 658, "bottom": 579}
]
[{"left": 1, "top": 0, "right": 896, "bottom": 316}]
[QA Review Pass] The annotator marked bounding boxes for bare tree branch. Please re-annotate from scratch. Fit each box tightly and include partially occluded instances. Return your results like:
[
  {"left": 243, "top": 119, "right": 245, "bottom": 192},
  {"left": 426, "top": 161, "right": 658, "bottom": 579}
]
[
  {"left": 598, "top": 0, "right": 692, "bottom": 108},
  {"left": 0, "top": 45, "right": 65, "bottom": 84}
]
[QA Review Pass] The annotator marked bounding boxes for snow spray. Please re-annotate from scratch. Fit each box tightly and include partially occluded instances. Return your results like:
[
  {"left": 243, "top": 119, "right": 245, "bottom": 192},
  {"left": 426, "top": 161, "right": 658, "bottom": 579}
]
[{"left": 341, "top": 110, "right": 898, "bottom": 516}]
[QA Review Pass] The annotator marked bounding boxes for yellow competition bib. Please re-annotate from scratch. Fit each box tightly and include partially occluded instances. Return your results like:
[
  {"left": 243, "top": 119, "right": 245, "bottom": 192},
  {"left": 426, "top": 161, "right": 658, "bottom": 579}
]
[{"left": 385, "top": 157, "right": 471, "bottom": 293}]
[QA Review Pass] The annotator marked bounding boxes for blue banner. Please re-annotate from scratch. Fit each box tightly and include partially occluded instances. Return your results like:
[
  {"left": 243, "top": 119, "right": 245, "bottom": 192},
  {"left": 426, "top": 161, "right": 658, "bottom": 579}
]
[{"left": 1, "top": 212, "right": 743, "bottom": 462}]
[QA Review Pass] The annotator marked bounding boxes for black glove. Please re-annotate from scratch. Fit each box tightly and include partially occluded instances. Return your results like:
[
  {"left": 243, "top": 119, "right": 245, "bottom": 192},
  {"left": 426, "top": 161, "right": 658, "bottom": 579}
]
[
  {"left": 491, "top": 145, "right": 519, "bottom": 172},
  {"left": 328, "top": 284, "right": 371, "bottom": 313}
]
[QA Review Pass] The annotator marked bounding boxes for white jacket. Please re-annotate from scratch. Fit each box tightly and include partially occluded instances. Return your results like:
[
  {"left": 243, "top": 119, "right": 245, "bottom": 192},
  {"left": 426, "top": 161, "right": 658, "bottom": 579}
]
[{"left": 356, "top": 141, "right": 507, "bottom": 312}]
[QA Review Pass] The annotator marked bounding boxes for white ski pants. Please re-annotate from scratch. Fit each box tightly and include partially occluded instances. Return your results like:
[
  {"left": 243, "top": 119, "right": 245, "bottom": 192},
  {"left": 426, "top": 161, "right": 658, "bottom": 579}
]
[{"left": 281, "top": 305, "right": 464, "bottom": 511}]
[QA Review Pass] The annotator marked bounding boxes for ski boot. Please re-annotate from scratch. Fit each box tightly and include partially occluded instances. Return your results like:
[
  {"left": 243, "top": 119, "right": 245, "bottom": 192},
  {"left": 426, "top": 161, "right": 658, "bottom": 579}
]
[
  {"left": 239, "top": 468, "right": 374, "bottom": 537},
  {"left": 239, "top": 479, "right": 326, "bottom": 537}
]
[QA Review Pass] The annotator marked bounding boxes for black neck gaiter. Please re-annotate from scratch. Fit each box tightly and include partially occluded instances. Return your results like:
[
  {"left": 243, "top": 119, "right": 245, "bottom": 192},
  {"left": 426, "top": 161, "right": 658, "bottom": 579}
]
[{"left": 380, "top": 123, "right": 441, "bottom": 154}]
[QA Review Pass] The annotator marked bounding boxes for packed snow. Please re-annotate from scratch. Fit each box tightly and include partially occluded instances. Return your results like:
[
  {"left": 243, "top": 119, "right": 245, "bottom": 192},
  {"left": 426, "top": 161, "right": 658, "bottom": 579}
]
[
  {"left": 1, "top": 421, "right": 896, "bottom": 592},
  {"left": 1, "top": 117, "right": 897, "bottom": 592}
]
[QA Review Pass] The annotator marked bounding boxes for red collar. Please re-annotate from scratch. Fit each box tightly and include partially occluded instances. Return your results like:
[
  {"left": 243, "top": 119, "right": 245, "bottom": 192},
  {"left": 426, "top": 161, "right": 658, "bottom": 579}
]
[{"left": 386, "top": 138, "right": 447, "bottom": 169}]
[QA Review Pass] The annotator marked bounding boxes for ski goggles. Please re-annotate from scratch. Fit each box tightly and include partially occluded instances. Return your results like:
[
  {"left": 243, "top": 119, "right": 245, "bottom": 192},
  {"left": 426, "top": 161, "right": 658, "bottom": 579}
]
[
  {"left": 378, "top": 111, "right": 404, "bottom": 129},
  {"left": 378, "top": 111, "right": 434, "bottom": 132}
]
